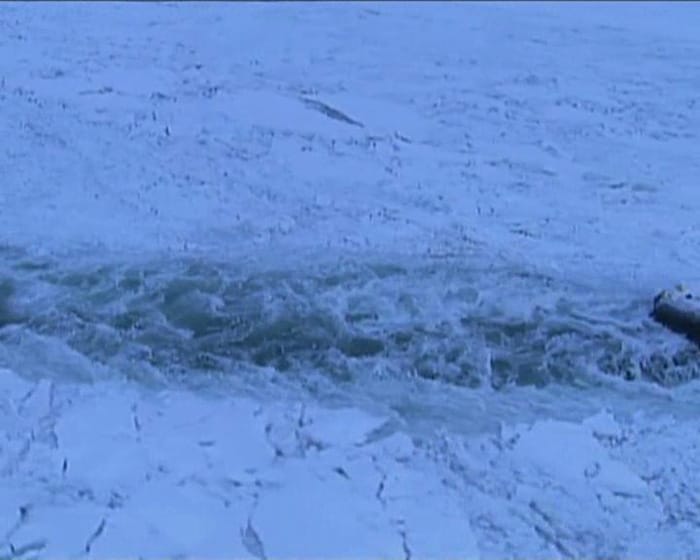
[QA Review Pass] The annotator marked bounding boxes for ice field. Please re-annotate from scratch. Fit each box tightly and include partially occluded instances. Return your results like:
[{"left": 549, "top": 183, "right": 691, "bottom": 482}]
[{"left": 1, "top": 2, "right": 700, "bottom": 557}]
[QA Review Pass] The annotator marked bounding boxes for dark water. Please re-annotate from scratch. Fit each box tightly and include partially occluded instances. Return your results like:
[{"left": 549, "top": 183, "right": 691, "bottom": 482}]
[{"left": 0, "top": 245, "right": 698, "bottom": 395}]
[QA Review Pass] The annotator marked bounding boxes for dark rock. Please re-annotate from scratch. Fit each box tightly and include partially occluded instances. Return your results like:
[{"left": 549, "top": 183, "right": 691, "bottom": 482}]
[{"left": 651, "top": 286, "right": 700, "bottom": 344}]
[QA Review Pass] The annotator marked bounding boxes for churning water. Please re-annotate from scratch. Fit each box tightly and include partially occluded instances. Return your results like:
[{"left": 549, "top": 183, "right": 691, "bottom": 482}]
[{"left": 2, "top": 244, "right": 697, "bottom": 408}]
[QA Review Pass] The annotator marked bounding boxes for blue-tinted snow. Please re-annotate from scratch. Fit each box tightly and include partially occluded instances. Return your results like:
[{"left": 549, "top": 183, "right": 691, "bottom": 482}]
[{"left": 1, "top": 3, "right": 700, "bottom": 557}]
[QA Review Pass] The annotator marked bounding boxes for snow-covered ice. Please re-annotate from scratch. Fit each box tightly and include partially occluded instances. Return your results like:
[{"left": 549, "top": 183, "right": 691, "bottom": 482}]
[{"left": 1, "top": 2, "right": 700, "bottom": 558}]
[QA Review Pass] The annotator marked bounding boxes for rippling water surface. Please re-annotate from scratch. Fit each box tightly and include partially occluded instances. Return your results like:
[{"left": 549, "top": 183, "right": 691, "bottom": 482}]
[{"left": 2, "top": 245, "right": 697, "bottom": 433}]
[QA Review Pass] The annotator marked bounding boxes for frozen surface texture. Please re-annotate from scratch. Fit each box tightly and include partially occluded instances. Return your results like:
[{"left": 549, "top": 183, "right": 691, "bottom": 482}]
[
  {"left": 2, "top": 368, "right": 700, "bottom": 558},
  {"left": 1, "top": 2, "right": 700, "bottom": 558},
  {"left": 0, "top": 3, "right": 698, "bottom": 287}
]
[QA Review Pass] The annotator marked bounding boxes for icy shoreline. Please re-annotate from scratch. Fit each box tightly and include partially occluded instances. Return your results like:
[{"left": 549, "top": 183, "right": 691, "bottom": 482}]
[{"left": 2, "top": 367, "right": 699, "bottom": 558}]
